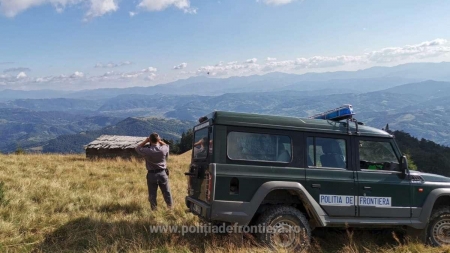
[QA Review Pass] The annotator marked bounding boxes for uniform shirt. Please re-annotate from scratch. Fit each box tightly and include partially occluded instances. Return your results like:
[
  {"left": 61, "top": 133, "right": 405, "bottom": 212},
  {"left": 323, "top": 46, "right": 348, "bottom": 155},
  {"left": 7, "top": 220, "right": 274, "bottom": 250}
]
[{"left": 135, "top": 144, "right": 169, "bottom": 171}]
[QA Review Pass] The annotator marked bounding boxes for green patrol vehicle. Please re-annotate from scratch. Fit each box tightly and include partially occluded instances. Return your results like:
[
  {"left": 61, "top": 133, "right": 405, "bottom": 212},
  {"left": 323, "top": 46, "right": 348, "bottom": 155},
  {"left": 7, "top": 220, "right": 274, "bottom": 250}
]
[{"left": 185, "top": 106, "right": 450, "bottom": 250}]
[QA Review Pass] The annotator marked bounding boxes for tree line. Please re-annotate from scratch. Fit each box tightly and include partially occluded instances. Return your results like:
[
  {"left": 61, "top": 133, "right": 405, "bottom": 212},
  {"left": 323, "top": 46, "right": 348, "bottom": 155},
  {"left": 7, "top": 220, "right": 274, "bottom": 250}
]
[
  {"left": 168, "top": 129, "right": 193, "bottom": 155},
  {"left": 392, "top": 130, "right": 450, "bottom": 177}
]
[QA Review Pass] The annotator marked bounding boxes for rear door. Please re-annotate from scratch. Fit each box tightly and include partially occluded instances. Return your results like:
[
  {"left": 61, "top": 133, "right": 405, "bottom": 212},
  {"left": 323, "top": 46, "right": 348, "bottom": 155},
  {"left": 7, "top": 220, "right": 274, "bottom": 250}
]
[
  {"left": 355, "top": 137, "right": 411, "bottom": 218},
  {"left": 305, "top": 134, "right": 357, "bottom": 217},
  {"left": 187, "top": 123, "right": 213, "bottom": 203}
]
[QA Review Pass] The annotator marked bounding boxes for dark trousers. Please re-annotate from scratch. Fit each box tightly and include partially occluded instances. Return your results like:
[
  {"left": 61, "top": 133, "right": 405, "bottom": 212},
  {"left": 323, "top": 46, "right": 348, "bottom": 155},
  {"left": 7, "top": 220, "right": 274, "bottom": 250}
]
[{"left": 146, "top": 170, "right": 173, "bottom": 210}]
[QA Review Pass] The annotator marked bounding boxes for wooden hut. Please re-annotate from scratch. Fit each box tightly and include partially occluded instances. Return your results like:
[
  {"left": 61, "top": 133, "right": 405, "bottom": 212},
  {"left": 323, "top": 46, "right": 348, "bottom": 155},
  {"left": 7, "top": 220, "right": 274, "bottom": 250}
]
[{"left": 85, "top": 135, "right": 147, "bottom": 159}]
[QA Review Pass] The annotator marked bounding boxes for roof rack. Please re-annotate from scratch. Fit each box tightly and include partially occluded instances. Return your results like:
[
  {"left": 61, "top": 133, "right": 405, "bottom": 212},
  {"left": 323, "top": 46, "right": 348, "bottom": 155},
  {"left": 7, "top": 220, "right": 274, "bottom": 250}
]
[
  {"left": 309, "top": 104, "right": 354, "bottom": 121},
  {"left": 309, "top": 104, "right": 360, "bottom": 135}
]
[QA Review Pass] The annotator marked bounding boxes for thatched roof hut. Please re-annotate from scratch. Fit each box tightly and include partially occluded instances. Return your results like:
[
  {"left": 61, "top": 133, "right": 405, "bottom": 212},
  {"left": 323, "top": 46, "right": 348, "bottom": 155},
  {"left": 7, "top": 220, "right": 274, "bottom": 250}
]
[{"left": 85, "top": 135, "right": 146, "bottom": 159}]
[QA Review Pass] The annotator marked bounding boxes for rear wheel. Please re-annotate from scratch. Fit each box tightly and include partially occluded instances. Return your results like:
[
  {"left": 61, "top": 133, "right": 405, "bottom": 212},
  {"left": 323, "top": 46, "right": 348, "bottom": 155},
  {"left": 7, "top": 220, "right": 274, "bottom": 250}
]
[
  {"left": 427, "top": 207, "right": 450, "bottom": 246},
  {"left": 254, "top": 205, "right": 311, "bottom": 252}
]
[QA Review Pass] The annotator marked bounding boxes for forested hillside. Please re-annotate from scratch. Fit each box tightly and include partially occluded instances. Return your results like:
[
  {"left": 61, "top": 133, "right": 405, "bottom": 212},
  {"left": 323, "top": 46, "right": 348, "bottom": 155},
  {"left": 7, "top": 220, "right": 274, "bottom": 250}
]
[{"left": 394, "top": 131, "right": 450, "bottom": 177}]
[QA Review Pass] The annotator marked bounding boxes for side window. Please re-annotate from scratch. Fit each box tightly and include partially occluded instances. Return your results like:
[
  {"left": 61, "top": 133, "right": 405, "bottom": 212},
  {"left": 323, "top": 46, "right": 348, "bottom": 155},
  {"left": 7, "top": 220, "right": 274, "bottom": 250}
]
[
  {"left": 227, "top": 132, "right": 292, "bottom": 163},
  {"left": 307, "top": 137, "right": 347, "bottom": 169},
  {"left": 359, "top": 140, "right": 399, "bottom": 171}
]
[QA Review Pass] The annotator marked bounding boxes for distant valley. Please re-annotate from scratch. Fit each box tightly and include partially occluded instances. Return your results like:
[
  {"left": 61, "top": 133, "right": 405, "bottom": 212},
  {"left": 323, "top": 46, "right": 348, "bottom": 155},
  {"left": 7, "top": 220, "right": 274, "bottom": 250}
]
[{"left": 1, "top": 62, "right": 450, "bottom": 153}]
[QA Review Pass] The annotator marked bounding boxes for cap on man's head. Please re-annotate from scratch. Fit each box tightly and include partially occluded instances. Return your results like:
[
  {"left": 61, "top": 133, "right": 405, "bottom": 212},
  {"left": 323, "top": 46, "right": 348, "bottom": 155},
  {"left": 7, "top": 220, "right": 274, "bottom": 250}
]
[{"left": 149, "top": 132, "right": 160, "bottom": 143}]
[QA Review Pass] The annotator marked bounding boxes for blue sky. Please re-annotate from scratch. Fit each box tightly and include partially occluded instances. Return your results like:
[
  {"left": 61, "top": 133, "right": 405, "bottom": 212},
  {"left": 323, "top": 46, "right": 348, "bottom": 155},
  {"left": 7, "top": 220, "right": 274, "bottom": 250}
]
[{"left": 1, "top": 0, "right": 450, "bottom": 90}]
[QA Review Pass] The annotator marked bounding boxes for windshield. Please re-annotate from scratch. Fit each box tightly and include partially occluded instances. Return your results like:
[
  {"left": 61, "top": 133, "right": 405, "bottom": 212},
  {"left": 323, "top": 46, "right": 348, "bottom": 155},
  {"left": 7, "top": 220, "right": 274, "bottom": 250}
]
[{"left": 193, "top": 128, "right": 209, "bottom": 160}]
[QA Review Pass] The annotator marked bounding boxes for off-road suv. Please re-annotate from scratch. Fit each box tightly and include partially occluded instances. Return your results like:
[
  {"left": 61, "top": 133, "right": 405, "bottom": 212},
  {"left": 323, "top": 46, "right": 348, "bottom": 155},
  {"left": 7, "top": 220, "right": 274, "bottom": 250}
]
[{"left": 185, "top": 109, "right": 450, "bottom": 250}]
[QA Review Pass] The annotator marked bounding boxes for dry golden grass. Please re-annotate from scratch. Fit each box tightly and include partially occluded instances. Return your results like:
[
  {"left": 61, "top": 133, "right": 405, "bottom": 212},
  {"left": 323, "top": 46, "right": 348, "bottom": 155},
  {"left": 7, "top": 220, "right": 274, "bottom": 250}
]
[{"left": 0, "top": 153, "right": 449, "bottom": 253}]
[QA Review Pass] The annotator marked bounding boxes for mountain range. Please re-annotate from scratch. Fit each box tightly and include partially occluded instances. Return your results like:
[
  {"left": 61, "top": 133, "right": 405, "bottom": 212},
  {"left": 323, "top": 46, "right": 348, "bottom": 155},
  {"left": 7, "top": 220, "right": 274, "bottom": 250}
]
[
  {"left": 1, "top": 62, "right": 450, "bottom": 153},
  {"left": 2, "top": 62, "right": 450, "bottom": 101}
]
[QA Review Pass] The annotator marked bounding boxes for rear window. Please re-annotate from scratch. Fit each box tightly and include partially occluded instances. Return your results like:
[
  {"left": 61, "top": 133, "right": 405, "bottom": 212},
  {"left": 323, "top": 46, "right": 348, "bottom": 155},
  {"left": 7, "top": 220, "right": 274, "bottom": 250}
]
[
  {"left": 227, "top": 132, "right": 292, "bottom": 163},
  {"left": 193, "top": 128, "right": 209, "bottom": 159}
]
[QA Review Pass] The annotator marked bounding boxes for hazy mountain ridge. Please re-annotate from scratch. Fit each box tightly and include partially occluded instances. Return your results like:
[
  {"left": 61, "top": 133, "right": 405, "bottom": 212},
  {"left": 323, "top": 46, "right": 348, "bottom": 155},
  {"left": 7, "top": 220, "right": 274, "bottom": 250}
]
[
  {"left": 2, "top": 62, "right": 450, "bottom": 101},
  {"left": 1, "top": 63, "right": 450, "bottom": 153},
  {"left": 2, "top": 79, "right": 450, "bottom": 153}
]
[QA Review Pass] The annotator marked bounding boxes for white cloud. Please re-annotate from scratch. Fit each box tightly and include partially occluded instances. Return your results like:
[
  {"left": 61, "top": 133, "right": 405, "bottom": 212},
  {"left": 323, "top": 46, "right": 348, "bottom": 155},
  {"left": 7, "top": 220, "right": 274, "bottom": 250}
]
[
  {"left": 16, "top": 72, "right": 27, "bottom": 79},
  {"left": 199, "top": 39, "right": 450, "bottom": 76},
  {"left": 85, "top": 0, "right": 118, "bottom": 19},
  {"left": 129, "top": 11, "right": 137, "bottom": 17},
  {"left": 0, "top": 72, "right": 29, "bottom": 85},
  {"left": 173, "top": 62, "right": 187, "bottom": 69},
  {"left": 83, "top": 67, "right": 158, "bottom": 82},
  {"left": 137, "top": 0, "right": 196, "bottom": 14},
  {"left": 142, "top": 67, "right": 157, "bottom": 72},
  {"left": 146, "top": 73, "right": 156, "bottom": 80},
  {"left": 183, "top": 7, "right": 197, "bottom": 14},
  {"left": 95, "top": 61, "right": 133, "bottom": 68},
  {"left": 263, "top": 39, "right": 450, "bottom": 72},
  {"left": 260, "top": 0, "right": 296, "bottom": 6},
  {"left": 262, "top": 60, "right": 295, "bottom": 71},
  {"left": 367, "top": 38, "right": 450, "bottom": 63},
  {"left": 71, "top": 71, "right": 84, "bottom": 78},
  {"left": 0, "top": 0, "right": 118, "bottom": 18},
  {"left": 3, "top": 38, "right": 450, "bottom": 89},
  {"left": 89, "top": 67, "right": 158, "bottom": 81},
  {"left": 197, "top": 62, "right": 261, "bottom": 76},
  {"left": 101, "top": 71, "right": 117, "bottom": 77},
  {"left": 121, "top": 73, "right": 141, "bottom": 79},
  {"left": 262, "top": 55, "right": 365, "bottom": 72},
  {"left": 35, "top": 77, "right": 51, "bottom": 83},
  {"left": 296, "top": 55, "right": 364, "bottom": 68}
]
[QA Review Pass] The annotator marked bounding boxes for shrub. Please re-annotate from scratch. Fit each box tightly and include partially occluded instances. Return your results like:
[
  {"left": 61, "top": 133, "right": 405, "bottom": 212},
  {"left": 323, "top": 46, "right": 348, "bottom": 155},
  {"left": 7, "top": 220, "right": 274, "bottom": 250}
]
[{"left": 15, "top": 147, "right": 26, "bottom": 155}]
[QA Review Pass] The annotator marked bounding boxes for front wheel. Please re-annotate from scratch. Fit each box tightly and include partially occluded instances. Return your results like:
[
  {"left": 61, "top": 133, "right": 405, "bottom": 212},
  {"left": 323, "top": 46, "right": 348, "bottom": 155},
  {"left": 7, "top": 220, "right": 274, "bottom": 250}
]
[
  {"left": 427, "top": 207, "right": 450, "bottom": 246},
  {"left": 254, "top": 205, "right": 311, "bottom": 252}
]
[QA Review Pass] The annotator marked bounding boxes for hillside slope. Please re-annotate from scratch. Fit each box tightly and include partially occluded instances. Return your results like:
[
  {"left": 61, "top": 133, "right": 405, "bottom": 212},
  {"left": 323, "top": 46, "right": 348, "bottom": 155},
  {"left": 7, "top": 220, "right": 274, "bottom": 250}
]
[{"left": 0, "top": 154, "right": 448, "bottom": 252}]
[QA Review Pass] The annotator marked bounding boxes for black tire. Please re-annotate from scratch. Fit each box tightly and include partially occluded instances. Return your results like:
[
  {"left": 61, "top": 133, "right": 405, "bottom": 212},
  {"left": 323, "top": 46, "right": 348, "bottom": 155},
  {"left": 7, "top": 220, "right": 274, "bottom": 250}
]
[
  {"left": 254, "top": 205, "right": 311, "bottom": 252},
  {"left": 427, "top": 207, "right": 450, "bottom": 246}
]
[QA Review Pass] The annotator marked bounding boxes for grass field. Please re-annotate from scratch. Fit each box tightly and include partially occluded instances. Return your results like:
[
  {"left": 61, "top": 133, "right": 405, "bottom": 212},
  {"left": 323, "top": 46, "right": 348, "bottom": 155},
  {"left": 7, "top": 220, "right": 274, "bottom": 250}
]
[{"left": 0, "top": 153, "right": 449, "bottom": 253}]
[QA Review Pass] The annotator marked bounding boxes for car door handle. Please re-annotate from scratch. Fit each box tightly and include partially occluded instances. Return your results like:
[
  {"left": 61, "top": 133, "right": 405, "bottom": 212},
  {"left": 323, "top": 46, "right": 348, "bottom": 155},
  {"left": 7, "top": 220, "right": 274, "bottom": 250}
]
[
  {"left": 364, "top": 186, "right": 372, "bottom": 190},
  {"left": 311, "top": 184, "right": 321, "bottom": 188}
]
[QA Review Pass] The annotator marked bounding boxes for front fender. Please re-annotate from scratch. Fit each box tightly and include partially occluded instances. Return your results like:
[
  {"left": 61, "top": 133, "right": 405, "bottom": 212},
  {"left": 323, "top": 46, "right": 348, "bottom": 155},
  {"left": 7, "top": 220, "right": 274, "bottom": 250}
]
[{"left": 418, "top": 188, "right": 450, "bottom": 225}]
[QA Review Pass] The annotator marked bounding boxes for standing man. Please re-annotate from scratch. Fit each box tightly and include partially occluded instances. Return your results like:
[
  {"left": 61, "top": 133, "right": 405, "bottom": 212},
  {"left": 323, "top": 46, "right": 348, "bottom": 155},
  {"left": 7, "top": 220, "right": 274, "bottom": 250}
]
[{"left": 135, "top": 132, "right": 173, "bottom": 210}]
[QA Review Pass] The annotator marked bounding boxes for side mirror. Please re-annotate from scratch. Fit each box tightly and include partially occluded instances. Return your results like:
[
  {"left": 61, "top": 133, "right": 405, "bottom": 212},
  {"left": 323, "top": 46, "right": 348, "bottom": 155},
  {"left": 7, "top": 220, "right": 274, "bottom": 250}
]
[{"left": 401, "top": 155, "right": 409, "bottom": 177}]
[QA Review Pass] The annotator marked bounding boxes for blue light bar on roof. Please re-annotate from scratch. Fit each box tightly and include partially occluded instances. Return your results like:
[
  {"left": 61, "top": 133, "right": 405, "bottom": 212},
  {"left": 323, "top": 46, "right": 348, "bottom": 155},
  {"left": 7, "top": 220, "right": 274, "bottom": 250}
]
[{"left": 310, "top": 104, "right": 355, "bottom": 121}]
